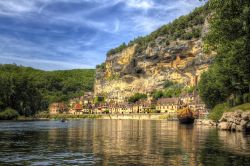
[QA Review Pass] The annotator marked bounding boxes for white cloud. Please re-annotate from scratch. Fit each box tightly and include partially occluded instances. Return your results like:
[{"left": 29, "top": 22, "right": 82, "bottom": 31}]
[
  {"left": 125, "top": 0, "right": 154, "bottom": 10},
  {"left": 0, "top": 54, "right": 94, "bottom": 70},
  {"left": 0, "top": 0, "right": 206, "bottom": 70},
  {"left": 129, "top": 16, "right": 164, "bottom": 33}
]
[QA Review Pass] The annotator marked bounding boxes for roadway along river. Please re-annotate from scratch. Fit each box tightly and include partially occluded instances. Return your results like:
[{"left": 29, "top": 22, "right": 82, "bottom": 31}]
[{"left": 0, "top": 120, "right": 250, "bottom": 165}]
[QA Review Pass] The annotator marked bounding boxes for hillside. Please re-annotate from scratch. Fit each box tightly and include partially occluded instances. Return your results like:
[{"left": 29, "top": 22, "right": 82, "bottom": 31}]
[
  {"left": 94, "top": 4, "right": 214, "bottom": 102},
  {"left": 0, "top": 64, "right": 95, "bottom": 116}
]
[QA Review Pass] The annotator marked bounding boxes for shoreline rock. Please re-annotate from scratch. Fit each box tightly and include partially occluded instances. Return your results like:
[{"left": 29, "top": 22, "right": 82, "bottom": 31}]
[
  {"left": 195, "top": 119, "right": 217, "bottom": 126},
  {"left": 218, "top": 110, "right": 250, "bottom": 132}
]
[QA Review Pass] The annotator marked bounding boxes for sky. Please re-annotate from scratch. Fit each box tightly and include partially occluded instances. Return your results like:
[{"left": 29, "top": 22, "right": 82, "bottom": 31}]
[{"left": 0, "top": 0, "right": 205, "bottom": 71}]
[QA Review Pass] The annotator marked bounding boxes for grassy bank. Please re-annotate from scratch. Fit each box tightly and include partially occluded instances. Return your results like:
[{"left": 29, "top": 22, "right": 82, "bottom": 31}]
[
  {"left": 33, "top": 112, "right": 102, "bottom": 120},
  {"left": 208, "top": 103, "right": 250, "bottom": 121}
]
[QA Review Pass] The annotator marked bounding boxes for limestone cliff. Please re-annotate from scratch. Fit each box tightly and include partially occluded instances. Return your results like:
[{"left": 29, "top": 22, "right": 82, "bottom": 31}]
[{"left": 95, "top": 4, "right": 214, "bottom": 102}]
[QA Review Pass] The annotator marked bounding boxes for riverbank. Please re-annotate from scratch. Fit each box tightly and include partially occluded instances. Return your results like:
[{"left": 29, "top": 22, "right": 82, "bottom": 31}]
[{"left": 12, "top": 113, "right": 175, "bottom": 121}]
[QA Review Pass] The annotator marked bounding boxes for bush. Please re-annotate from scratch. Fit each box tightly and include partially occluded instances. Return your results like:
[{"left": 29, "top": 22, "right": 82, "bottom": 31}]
[
  {"left": 152, "top": 90, "right": 163, "bottom": 100},
  {"left": 103, "top": 110, "right": 110, "bottom": 114},
  {"left": 128, "top": 93, "right": 147, "bottom": 103},
  {"left": 96, "top": 63, "right": 105, "bottom": 70},
  {"left": 35, "top": 111, "right": 50, "bottom": 119},
  {"left": 0, "top": 108, "right": 19, "bottom": 120},
  {"left": 208, "top": 103, "right": 229, "bottom": 122},
  {"left": 163, "top": 80, "right": 174, "bottom": 88}
]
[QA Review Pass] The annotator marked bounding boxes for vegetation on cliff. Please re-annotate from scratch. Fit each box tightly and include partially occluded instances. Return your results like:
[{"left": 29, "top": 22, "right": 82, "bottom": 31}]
[
  {"left": 0, "top": 64, "right": 95, "bottom": 118},
  {"left": 198, "top": 0, "right": 250, "bottom": 109},
  {"left": 152, "top": 81, "right": 184, "bottom": 100},
  {"left": 106, "top": 3, "right": 209, "bottom": 57},
  {"left": 128, "top": 93, "right": 147, "bottom": 103}
]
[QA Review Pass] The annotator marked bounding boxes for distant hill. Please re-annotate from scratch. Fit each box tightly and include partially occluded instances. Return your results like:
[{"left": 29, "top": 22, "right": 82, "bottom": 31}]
[{"left": 0, "top": 64, "right": 95, "bottom": 116}]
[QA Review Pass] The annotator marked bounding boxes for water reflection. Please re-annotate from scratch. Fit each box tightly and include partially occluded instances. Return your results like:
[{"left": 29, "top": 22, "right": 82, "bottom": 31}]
[{"left": 0, "top": 120, "right": 249, "bottom": 165}]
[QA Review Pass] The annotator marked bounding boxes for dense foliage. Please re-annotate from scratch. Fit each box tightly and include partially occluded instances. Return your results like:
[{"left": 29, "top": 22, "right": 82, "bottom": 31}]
[
  {"left": 0, "top": 108, "right": 19, "bottom": 120},
  {"left": 0, "top": 64, "right": 95, "bottom": 116},
  {"left": 208, "top": 103, "right": 229, "bottom": 121},
  {"left": 128, "top": 93, "right": 147, "bottom": 103},
  {"left": 198, "top": 0, "right": 250, "bottom": 108},
  {"left": 106, "top": 3, "right": 209, "bottom": 57},
  {"left": 152, "top": 82, "right": 184, "bottom": 100},
  {"left": 208, "top": 102, "right": 250, "bottom": 122}
]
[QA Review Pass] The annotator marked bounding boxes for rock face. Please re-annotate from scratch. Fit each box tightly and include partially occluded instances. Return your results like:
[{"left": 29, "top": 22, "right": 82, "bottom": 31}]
[
  {"left": 218, "top": 110, "right": 250, "bottom": 132},
  {"left": 95, "top": 37, "right": 215, "bottom": 102},
  {"left": 94, "top": 6, "right": 214, "bottom": 102}
]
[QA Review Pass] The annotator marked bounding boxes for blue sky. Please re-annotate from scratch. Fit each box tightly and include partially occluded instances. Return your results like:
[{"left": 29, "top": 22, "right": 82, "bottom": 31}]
[{"left": 0, "top": 0, "right": 205, "bottom": 71}]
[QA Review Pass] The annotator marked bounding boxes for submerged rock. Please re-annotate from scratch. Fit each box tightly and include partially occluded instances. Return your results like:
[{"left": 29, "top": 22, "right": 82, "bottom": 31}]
[{"left": 195, "top": 119, "right": 217, "bottom": 126}]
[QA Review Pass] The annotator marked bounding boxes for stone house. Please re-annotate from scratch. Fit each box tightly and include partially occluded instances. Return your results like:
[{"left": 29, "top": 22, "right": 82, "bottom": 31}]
[
  {"left": 83, "top": 104, "right": 93, "bottom": 114},
  {"left": 49, "top": 102, "right": 68, "bottom": 115},
  {"left": 179, "top": 93, "right": 195, "bottom": 105},
  {"left": 156, "top": 98, "right": 181, "bottom": 114},
  {"left": 137, "top": 100, "right": 155, "bottom": 113},
  {"left": 107, "top": 102, "right": 134, "bottom": 114},
  {"left": 83, "top": 92, "right": 94, "bottom": 105},
  {"left": 188, "top": 96, "right": 208, "bottom": 118},
  {"left": 117, "top": 103, "right": 134, "bottom": 114}
]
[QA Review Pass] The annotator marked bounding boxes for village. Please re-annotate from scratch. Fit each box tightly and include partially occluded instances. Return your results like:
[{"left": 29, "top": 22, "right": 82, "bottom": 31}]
[{"left": 49, "top": 91, "right": 209, "bottom": 118}]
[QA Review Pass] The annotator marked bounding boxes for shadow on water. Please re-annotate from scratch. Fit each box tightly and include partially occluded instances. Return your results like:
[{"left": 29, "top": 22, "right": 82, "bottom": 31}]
[
  {"left": 0, "top": 120, "right": 249, "bottom": 165},
  {"left": 199, "top": 130, "right": 250, "bottom": 166}
]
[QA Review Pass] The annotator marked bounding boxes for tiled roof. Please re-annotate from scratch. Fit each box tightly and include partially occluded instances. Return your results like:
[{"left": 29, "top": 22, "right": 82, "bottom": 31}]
[
  {"left": 74, "top": 103, "right": 83, "bottom": 110},
  {"left": 157, "top": 98, "right": 180, "bottom": 105}
]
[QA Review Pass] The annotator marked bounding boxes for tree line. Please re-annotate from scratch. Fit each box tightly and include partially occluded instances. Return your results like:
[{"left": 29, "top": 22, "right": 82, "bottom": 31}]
[{"left": 0, "top": 64, "right": 95, "bottom": 118}]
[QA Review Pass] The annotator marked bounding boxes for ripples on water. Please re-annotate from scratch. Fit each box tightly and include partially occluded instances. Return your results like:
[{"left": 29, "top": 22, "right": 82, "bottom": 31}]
[{"left": 0, "top": 120, "right": 250, "bottom": 166}]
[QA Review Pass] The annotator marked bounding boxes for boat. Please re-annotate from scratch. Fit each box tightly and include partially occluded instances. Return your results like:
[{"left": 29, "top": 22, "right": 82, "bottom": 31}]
[
  {"left": 177, "top": 107, "right": 195, "bottom": 124},
  {"left": 61, "top": 118, "right": 67, "bottom": 122}
]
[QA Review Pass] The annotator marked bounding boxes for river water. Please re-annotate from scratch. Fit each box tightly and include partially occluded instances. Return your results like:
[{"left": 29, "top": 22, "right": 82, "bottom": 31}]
[{"left": 0, "top": 120, "right": 250, "bottom": 166}]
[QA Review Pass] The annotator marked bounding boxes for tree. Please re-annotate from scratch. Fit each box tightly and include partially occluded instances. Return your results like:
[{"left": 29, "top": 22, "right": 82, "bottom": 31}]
[
  {"left": 198, "top": 0, "right": 250, "bottom": 108},
  {"left": 128, "top": 93, "right": 147, "bottom": 103}
]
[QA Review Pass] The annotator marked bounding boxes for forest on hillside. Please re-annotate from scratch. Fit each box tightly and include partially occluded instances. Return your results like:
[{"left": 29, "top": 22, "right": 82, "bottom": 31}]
[
  {"left": 105, "top": 3, "right": 209, "bottom": 57},
  {"left": 0, "top": 64, "right": 95, "bottom": 117}
]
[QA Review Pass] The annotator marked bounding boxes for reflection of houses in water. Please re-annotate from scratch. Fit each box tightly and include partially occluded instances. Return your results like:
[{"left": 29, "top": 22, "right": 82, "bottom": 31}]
[{"left": 90, "top": 120, "right": 214, "bottom": 165}]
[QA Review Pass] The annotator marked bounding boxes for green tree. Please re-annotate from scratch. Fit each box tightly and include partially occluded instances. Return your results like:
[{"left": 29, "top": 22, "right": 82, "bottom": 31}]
[
  {"left": 128, "top": 93, "right": 147, "bottom": 103},
  {"left": 198, "top": 0, "right": 250, "bottom": 108}
]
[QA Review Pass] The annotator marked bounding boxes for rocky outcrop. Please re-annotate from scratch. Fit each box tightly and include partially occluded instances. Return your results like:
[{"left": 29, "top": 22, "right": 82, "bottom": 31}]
[
  {"left": 94, "top": 38, "right": 215, "bottom": 102},
  {"left": 218, "top": 110, "right": 250, "bottom": 132},
  {"left": 94, "top": 6, "right": 214, "bottom": 102}
]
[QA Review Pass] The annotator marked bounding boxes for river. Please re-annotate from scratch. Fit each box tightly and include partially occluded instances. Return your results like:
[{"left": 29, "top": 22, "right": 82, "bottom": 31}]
[{"left": 0, "top": 120, "right": 250, "bottom": 165}]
